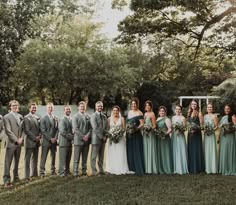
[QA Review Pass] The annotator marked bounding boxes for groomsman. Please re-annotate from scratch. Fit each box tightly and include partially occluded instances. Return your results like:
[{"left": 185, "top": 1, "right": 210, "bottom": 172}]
[
  {"left": 40, "top": 102, "right": 58, "bottom": 177},
  {"left": 3, "top": 100, "right": 24, "bottom": 187},
  {"left": 58, "top": 105, "right": 73, "bottom": 177},
  {"left": 90, "top": 101, "right": 107, "bottom": 176},
  {"left": 24, "top": 103, "right": 41, "bottom": 180},
  {"left": 72, "top": 101, "right": 91, "bottom": 177}
]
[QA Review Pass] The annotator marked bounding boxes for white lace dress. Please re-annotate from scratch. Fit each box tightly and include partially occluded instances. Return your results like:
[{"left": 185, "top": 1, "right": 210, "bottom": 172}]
[{"left": 105, "top": 117, "right": 129, "bottom": 175}]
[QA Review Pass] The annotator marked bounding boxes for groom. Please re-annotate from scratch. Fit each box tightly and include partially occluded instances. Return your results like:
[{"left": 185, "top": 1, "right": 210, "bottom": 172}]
[{"left": 90, "top": 101, "right": 107, "bottom": 176}]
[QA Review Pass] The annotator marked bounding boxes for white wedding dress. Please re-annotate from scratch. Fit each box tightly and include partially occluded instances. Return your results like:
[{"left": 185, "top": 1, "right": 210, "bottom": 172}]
[{"left": 105, "top": 117, "right": 129, "bottom": 175}]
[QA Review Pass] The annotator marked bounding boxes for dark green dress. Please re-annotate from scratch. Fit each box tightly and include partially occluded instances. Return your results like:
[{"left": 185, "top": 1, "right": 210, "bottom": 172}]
[
  {"left": 126, "top": 115, "right": 145, "bottom": 175},
  {"left": 187, "top": 116, "right": 205, "bottom": 173}
]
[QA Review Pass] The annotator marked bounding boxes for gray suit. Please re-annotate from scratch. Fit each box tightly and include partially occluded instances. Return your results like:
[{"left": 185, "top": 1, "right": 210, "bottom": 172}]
[
  {"left": 40, "top": 114, "right": 58, "bottom": 176},
  {"left": 3, "top": 112, "right": 24, "bottom": 184},
  {"left": 24, "top": 113, "right": 40, "bottom": 179},
  {"left": 90, "top": 112, "right": 107, "bottom": 175},
  {"left": 72, "top": 112, "right": 91, "bottom": 176},
  {"left": 58, "top": 116, "right": 73, "bottom": 176}
]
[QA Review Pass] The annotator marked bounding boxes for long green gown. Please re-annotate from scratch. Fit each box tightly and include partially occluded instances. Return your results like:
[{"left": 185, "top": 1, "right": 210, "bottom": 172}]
[
  {"left": 143, "top": 117, "right": 158, "bottom": 174},
  {"left": 126, "top": 115, "right": 145, "bottom": 175},
  {"left": 187, "top": 116, "right": 205, "bottom": 173},
  {"left": 156, "top": 117, "right": 173, "bottom": 174},
  {"left": 203, "top": 114, "right": 217, "bottom": 174},
  {"left": 171, "top": 116, "right": 188, "bottom": 174},
  {"left": 219, "top": 115, "right": 236, "bottom": 175}
]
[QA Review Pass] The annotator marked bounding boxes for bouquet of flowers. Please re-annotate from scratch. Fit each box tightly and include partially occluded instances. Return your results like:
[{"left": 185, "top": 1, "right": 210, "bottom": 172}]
[
  {"left": 188, "top": 122, "right": 201, "bottom": 134},
  {"left": 173, "top": 122, "right": 186, "bottom": 135},
  {"left": 141, "top": 124, "right": 153, "bottom": 135},
  {"left": 203, "top": 122, "right": 215, "bottom": 136},
  {"left": 107, "top": 127, "right": 125, "bottom": 145},
  {"left": 153, "top": 127, "right": 167, "bottom": 140},
  {"left": 126, "top": 121, "right": 137, "bottom": 136},
  {"left": 221, "top": 123, "right": 236, "bottom": 135}
]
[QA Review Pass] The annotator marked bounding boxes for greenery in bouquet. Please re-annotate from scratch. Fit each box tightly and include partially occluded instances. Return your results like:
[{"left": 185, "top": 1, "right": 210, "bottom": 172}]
[
  {"left": 173, "top": 122, "right": 186, "bottom": 135},
  {"left": 153, "top": 127, "right": 167, "bottom": 140},
  {"left": 108, "top": 127, "right": 125, "bottom": 145},
  {"left": 188, "top": 122, "right": 201, "bottom": 134},
  {"left": 141, "top": 124, "right": 153, "bottom": 135},
  {"left": 221, "top": 123, "right": 236, "bottom": 135},
  {"left": 203, "top": 122, "right": 215, "bottom": 136},
  {"left": 126, "top": 121, "right": 137, "bottom": 136}
]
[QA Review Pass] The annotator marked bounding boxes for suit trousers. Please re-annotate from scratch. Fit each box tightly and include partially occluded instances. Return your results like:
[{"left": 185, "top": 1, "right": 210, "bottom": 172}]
[
  {"left": 24, "top": 146, "right": 39, "bottom": 179},
  {"left": 90, "top": 143, "right": 105, "bottom": 175},
  {"left": 40, "top": 144, "right": 57, "bottom": 176},
  {"left": 73, "top": 144, "right": 90, "bottom": 176},
  {"left": 58, "top": 145, "right": 72, "bottom": 176},
  {"left": 3, "top": 146, "right": 21, "bottom": 184}
]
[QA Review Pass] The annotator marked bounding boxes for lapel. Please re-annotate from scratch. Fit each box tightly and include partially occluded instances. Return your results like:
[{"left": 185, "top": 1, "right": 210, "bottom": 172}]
[
  {"left": 10, "top": 112, "right": 19, "bottom": 127},
  {"left": 29, "top": 114, "right": 39, "bottom": 128},
  {"left": 46, "top": 115, "right": 54, "bottom": 127},
  {"left": 64, "top": 116, "right": 72, "bottom": 130}
]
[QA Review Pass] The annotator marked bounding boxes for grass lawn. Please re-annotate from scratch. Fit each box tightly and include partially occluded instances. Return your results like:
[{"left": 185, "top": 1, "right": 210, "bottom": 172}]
[{"left": 0, "top": 174, "right": 235, "bottom": 205}]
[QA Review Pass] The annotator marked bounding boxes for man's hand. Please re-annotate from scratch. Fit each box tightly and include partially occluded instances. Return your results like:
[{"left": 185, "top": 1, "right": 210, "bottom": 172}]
[
  {"left": 83, "top": 135, "right": 89, "bottom": 142},
  {"left": 17, "top": 138, "right": 23, "bottom": 145}
]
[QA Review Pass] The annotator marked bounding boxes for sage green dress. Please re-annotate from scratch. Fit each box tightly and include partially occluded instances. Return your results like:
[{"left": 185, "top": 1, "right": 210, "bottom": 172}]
[
  {"left": 203, "top": 114, "right": 217, "bottom": 174},
  {"left": 219, "top": 115, "right": 236, "bottom": 175},
  {"left": 143, "top": 117, "right": 158, "bottom": 174},
  {"left": 156, "top": 117, "right": 173, "bottom": 174},
  {"left": 171, "top": 116, "right": 188, "bottom": 174}
]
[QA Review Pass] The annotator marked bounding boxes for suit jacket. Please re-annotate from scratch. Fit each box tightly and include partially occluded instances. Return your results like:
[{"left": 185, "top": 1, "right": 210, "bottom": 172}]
[
  {"left": 72, "top": 112, "right": 91, "bottom": 146},
  {"left": 58, "top": 116, "right": 73, "bottom": 147},
  {"left": 40, "top": 114, "right": 58, "bottom": 147},
  {"left": 24, "top": 113, "right": 40, "bottom": 148},
  {"left": 0, "top": 115, "right": 4, "bottom": 134},
  {"left": 3, "top": 112, "right": 24, "bottom": 148},
  {"left": 90, "top": 112, "right": 107, "bottom": 145}
]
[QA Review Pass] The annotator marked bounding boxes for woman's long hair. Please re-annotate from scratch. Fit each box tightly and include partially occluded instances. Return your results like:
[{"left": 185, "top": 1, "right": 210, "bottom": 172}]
[{"left": 187, "top": 99, "right": 199, "bottom": 118}]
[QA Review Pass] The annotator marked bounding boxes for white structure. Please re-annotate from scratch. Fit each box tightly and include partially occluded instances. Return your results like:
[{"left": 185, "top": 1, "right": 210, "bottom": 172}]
[{"left": 178, "top": 96, "right": 220, "bottom": 111}]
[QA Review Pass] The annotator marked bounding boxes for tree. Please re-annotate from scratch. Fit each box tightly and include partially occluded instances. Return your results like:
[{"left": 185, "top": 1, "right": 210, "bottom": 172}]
[{"left": 115, "top": 0, "right": 236, "bottom": 58}]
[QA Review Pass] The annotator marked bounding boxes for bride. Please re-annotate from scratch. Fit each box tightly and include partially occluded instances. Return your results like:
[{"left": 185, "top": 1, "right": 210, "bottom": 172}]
[{"left": 105, "top": 105, "right": 129, "bottom": 175}]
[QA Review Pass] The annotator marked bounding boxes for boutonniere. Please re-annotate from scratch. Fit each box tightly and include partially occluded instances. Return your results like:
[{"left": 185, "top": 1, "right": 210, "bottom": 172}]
[
  {"left": 85, "top": 115, "right": 90, "bottom": 121},
  {"left": 36, "top": 117, "right": 40, "bottom": 123}
]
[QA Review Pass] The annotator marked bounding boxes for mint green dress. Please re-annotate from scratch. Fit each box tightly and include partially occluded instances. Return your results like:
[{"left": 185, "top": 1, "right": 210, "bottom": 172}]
[
  {"left": 171, "top": 116, "right": 188, "bottom": 174},
  {"left": 143, "top": 117, "right": 158, "bottom": 174},
  {"left": 156, "top": 117, "right": 173, "bottom": 174},
  {"left": 203, "top": 114, "right": 217, "bottom": 174},
  {"left": 219, "top": 115, "right": 236, "bottom": 175}
]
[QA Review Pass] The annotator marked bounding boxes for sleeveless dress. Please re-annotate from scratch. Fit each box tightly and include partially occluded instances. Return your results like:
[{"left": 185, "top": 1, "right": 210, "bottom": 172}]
[
  {"left": 187, "top": 116, "right": 205, "bottom": 173},
  {"left": 143, "top": 117, "right": 158, "bottom": 174},
  {"left": 105, "top": 117, "right": 129, "bottom": 175},
  {"left": 171, "top": 116, "right": 188, "bottom": 174},
  {"left": 126, "top": 115, "right": 145, "bottom": 175},
  {"left": 156, "top": 117, "right": 173, "bottom": 174},
  {"left": 203, "top": 114, "right": 217, "bottom": 174},
  {"left": 219, "top": 115, "right": 236, "bottom": 175}
]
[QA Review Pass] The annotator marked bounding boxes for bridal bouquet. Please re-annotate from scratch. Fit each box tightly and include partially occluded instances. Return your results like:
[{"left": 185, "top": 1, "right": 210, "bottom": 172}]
[
  {"left": 108, "top": 127, "right": 125, "bottom": 145},
  {"left": 141, "top": 124, "right": 153, "bottom": 135},
  {"left": 203, "top": 122, "right": 215, "bottom": 136},
  {"left": 126, "top": 121, "right": 137, "bottom": 136},
  {"left": 173, "top": 122, "right": 186, "bottom": 135},
  {"left": 153, "top": 127, "right": 167, "bottom": 140},
  {"left": 221, "top": 123, "right": 236, "bottom": 135}
]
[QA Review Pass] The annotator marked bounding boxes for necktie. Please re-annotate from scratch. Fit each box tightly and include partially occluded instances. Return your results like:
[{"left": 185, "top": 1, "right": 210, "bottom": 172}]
[{"left": 100, "top": 113, "right": 103, "bottom": 128}]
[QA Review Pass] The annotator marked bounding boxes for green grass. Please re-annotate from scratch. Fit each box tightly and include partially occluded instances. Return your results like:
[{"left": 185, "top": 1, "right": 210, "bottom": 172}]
[{"left": 0, "top": 174, "right": 235, "bottom": 205}]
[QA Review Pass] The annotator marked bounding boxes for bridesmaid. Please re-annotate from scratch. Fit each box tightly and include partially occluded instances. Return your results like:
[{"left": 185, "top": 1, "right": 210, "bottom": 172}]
[
  {"left": 143, "top": 101, "right": 157, "bottom": 174},
  {"left": 156, "top": 106, "right": 173, "bottom": 174},
  {"left": 219, "top": 104, "right": 236, "bottom": 175},
  {"left": 126, "top": 97, "right": 145, "bottom": 175},
  {"left": 187, "top": 100, "right": 205, "bottom": 174},
  {"left": 171, "top": 105, "right": 188, "bottom": 175},
  {"left": 203, "top": 103, "right": 218, "bottom": 174}
]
